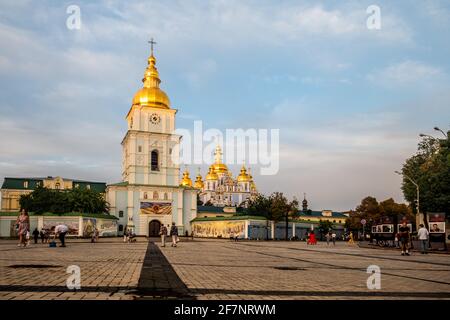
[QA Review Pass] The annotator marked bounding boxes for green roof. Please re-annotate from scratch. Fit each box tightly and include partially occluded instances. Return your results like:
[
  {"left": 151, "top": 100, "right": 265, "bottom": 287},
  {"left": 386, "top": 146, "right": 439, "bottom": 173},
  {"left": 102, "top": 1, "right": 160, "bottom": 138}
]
[
  {"left": 0, "top": 212, "right": 118, "bottom": 220},
  {"left": 1, "top": 177, "right": 106, "bottom": 192}
]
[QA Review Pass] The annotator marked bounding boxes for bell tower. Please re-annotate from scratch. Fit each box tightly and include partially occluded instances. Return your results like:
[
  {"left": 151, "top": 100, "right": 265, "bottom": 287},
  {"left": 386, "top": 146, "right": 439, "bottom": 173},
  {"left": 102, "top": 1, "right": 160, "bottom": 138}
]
[{"left": 122, "top": 41, "right": 180, "bottom": 186}]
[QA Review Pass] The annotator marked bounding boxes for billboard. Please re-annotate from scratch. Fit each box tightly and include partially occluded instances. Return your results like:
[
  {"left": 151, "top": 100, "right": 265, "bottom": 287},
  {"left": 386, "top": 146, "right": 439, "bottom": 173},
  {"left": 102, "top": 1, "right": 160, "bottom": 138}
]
[{"left": 428, "top": 213, "right": 445, "bottom": 234}]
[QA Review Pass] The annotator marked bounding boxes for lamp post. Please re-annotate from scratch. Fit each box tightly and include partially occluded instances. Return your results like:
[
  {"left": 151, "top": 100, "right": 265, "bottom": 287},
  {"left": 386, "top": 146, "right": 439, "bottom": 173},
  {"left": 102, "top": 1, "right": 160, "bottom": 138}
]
[
  {"left": 395, "top": 170, "right": 423, "bottom": 226},
  {"left": 434, "top": 127, "right": 448, "bottom": 138}
]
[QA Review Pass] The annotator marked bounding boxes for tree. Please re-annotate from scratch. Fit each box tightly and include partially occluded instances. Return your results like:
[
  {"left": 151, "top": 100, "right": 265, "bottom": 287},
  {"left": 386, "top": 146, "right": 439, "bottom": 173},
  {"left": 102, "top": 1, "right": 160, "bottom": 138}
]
[
  {"left": 401, "top": 132, "right": 450, "bottom": 222},
  {"left": 318, "top": 220, "right": 333, "bottom": 240},
  {"left": 247, "top": 192, "right": 299, "bottom": 240},
  {"left": 345, "top": 196, "right": 411, "bottom": 233},
  {"left": 19, "top": 186, "right": 109, "bottom": 214}
]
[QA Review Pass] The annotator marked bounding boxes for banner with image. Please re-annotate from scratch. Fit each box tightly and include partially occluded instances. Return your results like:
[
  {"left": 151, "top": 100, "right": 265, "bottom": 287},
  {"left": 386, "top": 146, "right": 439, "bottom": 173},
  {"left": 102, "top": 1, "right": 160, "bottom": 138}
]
[
  {"left": 428, "top": 212, "right": 445, "bottom": 233},
  {"left": 140, "top": 202, "right": 172, "bottom": 215}
]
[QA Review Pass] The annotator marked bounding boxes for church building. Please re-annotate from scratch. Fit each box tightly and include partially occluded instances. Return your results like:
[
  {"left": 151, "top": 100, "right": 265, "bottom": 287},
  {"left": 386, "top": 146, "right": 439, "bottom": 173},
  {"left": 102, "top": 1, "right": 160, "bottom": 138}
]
[
  {"left": 106, "top": 44, "right": 197, "bottom": 237},
  {"left": 179, "top": 145, "right": 258, "bottom": 207}
]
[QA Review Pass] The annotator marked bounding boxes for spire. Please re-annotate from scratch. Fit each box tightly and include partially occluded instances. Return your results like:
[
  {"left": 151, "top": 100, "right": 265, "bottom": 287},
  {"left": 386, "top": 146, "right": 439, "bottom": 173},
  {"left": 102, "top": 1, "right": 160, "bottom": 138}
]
[
  {"left": 142, "top": 48, "right": 161, "bottom": 89},
  {"left": 302, "top": 193, "right": 308, "bottom": 212},
  {"left": 131, "top": 38, "right": 171, "bottom": 109},
  {"left": 214, "top": 145, "right": 223, "bottom": 164}
]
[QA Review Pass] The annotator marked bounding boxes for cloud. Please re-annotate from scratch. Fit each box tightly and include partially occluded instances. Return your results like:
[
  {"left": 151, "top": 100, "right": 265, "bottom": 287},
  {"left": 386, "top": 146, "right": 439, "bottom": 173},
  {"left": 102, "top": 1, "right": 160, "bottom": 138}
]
[{"left": 367, "top": 60, "right": 445, "bottom": 87}]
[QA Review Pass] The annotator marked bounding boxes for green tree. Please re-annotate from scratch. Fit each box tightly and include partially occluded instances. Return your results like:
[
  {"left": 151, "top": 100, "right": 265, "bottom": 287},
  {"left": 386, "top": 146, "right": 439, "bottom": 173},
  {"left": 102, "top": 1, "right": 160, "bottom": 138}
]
[
  {"left": 247, "top": 192, "right": 299, "bottom": 240},
  {"left": 318, "top": 220, "right": 333, "bottom": 240},
  {"left": 19, "top": 186, "right": 109, "bottom": 214},
  {"left": 345, "top": 196, "right": 411, "bottom": 234},
  {"left": 401, "top": 132, "right": 450, "bottom": 222}
]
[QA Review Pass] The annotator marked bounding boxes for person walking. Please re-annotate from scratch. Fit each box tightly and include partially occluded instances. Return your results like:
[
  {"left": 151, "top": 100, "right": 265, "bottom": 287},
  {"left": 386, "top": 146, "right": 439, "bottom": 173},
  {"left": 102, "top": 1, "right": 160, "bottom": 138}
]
[
  {"left": 160, "top": 224, "right": 168, "bottom": 247},
  {"left": 15, "top": 209, "right": 30, "bottom": 247},
  {"left": 325, "top": 231, "right": 331, "bottom": 246},
  {"left": 39, "top": 229, "right": 46, "bottom": 244},
  {"left": 170, "top": 222, "right": 178, "bottom": 247},
  {"left": 417, "top": 224, "right": 429, "bottom": 254},
  {"left": 348, "top": 231, "right": 355, "bottom": 245},
  {"left": 331, "top": 232, "right": 336, "bottom": 246},
  {"left": 54, "top": 224, "right": 68, "bottom": 247},
  {"left": 32, "top": 228, "right": 39, "bottom": 244},
  {"left": 394, "top": 233, "right": 399, "bottom": 248},
  {"left": 398, "top": 221, "right": 411, "bottom": 256}
]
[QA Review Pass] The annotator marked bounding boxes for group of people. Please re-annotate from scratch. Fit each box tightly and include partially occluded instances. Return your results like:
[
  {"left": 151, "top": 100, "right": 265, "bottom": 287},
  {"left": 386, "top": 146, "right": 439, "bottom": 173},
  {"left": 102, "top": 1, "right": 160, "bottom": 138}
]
[
  {"left": 123, "top": 229, "right": 137, "bottom": 243},
  {"left": 325, "top": 231, "right": 338, "bottom": 245},
  {"left": 15, "top": 209, "right": 69, "bottom": 248},
  {"left": 159, "top": 222, "right": 179, "bottom": 247}
]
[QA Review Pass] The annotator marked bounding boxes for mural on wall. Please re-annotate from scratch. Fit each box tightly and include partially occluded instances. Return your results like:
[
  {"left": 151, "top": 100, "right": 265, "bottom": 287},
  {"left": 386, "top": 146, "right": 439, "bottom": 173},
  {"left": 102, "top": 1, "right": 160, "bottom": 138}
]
[
  {"left": 140, "top": 202, "right": 172, "bottom": 215},
  {"left": 83, "top": 218, "right": 96, "bottom": 237},
  {"left": 97, "top": 220, "right": 117, "bottom": 236},
  {"left": 43, "top": 219, "right": 79, "bottom": 236},
  {"left": 83, "top": 218, "right": 118, "bottom": 237},
  {"left": 192, "top": 221, "right": 245, "bottom": 238}
]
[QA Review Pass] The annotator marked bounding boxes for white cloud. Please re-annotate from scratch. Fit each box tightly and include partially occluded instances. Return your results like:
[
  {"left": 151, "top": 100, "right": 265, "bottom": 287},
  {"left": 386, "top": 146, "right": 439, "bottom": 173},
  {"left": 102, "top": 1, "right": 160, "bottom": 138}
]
[{"left": 367, "top": 60, "right": 445, "bottom": 87}]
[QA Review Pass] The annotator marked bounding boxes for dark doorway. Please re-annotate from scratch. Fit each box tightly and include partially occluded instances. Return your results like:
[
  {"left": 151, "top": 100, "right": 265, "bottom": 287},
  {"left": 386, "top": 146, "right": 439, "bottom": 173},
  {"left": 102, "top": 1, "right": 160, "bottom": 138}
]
[{"left": 149, "top": 220, "right": 161, "bottom": 237}]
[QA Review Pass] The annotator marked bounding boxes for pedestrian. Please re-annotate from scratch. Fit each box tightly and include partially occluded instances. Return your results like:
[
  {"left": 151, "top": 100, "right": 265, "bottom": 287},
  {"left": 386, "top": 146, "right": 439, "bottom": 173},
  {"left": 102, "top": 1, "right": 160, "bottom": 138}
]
[
  {"left": 348, "top": 231, "right": 355, "bottom": 245},
  {"left": 32, "top": 227, "right": 39, "bottom": 244},
  {"left": 159, "top": 224, "right": 168, "bottom": 247},
  {"left": 123, "top": 229, "right": 128, "bottom": 243},
  {"left": 325, "top": 231, "right": 331, "bottom": 246},
  {"left": 170, "top": 222, "right": 178, "bottom": 247},
  {"left": 331, "top": 232, "right": 336, "bottom": 246},
  {"left": 394, "top": 233, "right": 399, "bottom": 248},
  {"left": 15, "top": 209, "right": 30, "bottom": 247},
  {"left": 398, "top": 221, "right": 411, "bottom": 256},
  {"left": 54, "top": 224, "right": 68, "bottom": 247},
  {"left": 39, "top": 229, "right": 45, "bottom": 243},
  {"left": 417, "top": 224, "right": 429, "bottom": 254}
]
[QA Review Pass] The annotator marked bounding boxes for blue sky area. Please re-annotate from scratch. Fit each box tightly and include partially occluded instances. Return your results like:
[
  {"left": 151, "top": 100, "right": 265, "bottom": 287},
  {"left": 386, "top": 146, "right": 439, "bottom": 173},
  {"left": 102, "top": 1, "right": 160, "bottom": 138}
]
[{"left": 0, "top": 0, "right": 449, "bottom": 210}]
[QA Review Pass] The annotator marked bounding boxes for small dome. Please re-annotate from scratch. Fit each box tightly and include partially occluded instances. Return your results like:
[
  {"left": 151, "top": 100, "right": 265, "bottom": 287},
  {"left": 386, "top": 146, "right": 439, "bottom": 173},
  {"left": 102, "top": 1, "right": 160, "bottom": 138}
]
[
  {"left": 211, "top": 163, "right": 229, "bottom": 175},
  {"left": 237, "top": 166, "right": 251, "bottom": 182},
  {"left": 194, "top": 173, "right": 204, "bottom": 189},
  {"left": 180, "top": 170, "right": 192, "bottom": 187}
]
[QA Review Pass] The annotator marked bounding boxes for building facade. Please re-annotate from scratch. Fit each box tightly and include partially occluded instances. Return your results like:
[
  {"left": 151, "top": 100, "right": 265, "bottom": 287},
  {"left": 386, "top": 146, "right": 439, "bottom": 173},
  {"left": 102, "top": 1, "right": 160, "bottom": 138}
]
[
  {"left": 106, "top": 48, "right": 197, "bottom": 237},
  {"left": 180, "top": 145, "right": 258, "bottom": 207},
  {"left": 0, "top": 176, "right": 106, "bottom": 212}
]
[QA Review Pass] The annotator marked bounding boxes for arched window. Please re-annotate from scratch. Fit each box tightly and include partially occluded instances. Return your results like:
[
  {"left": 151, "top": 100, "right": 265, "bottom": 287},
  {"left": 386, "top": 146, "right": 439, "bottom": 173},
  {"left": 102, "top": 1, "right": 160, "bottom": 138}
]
[
  {"left": 144, "top": 192, "right": 148, "bottom": 199},
  {"left": 153, "top": 191, "right": 159, "bottom": 200},
  {"left": 151, "top": 150, "right": 159, "bottom": 171},
  {"left": 119, "top": 225, "right": 123, "bottom": 232},
  {"left": 164, "top": 193, "right": 168, "bottom": 200}
]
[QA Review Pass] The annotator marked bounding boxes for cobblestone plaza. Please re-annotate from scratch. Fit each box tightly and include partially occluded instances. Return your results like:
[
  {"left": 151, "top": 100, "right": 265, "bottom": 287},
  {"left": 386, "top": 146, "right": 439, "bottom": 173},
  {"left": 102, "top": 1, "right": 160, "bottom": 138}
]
[{"left": 0, "top": 238, "right": 449, "bottom": 300}]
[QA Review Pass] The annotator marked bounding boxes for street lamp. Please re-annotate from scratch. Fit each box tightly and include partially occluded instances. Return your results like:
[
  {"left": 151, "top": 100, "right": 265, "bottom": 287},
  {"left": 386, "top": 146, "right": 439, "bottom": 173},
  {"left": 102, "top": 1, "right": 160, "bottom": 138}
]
[
  {"left": 395, "top": 170, "right": 422, "bottom": 225},
  {"left": 434, "top": 127, "right": 447, "bottom": 138}
]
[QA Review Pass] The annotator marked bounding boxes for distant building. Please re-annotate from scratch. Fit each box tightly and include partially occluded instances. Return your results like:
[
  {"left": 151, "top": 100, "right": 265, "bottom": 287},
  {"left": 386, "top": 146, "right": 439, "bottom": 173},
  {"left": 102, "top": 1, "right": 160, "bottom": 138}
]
[
  {"left": 1, "top": 176, "right": 106, "bottom": 212},
  {"left": 180, "top": 145, "right": 258, "bottom": 207}
]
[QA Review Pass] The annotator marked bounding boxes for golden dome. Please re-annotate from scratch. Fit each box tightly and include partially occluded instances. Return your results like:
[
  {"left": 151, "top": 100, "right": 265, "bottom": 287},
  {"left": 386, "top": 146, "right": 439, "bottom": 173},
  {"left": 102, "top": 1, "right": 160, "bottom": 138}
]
[
  {"left": 194, "top": 172, "right": 204, "bottom": 189},
  {"left": 180, "top": 169, "right": 192, "bottom": 187},
  {"left": 132, "top": 54, "right": 171, "bottom": 109},
  {"left": 205, "top": 167, "right": 218, "bottom": 181},
  {"left": 237, "top": 165, "right": 251, "bottom": 182},
  {"left": 211, "top": 163, "right": 229, "bottom": 175},
  {"left": 211, "top": 144, "right": 229, "bottom": 174}
]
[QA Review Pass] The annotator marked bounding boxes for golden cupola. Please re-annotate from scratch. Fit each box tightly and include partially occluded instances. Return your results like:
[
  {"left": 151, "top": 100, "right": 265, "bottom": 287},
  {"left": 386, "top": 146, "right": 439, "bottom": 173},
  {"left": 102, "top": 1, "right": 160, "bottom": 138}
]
[
  {"left": 132, "top": 46, "right": 170, "bottom": 109},
  {"left": 210, "top": 145, "right": 229, "bottom": 175},
  {"left": 237, "top": 165, "right": 251, "bottom": 182},
  {"left": 180, "top": 169, "right": 192, "bottom": 187},
  {"left": 205, "top": 167, "right": 218, "bottom": 181},
  {"left": 194, "top": 171, "right": 204, "bottom": 189}
]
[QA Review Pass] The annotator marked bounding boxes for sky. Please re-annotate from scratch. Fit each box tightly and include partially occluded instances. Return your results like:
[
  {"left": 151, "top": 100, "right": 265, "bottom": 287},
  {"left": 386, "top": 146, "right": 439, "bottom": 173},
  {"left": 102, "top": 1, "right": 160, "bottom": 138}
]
[{"left": 0, "top": 0, "right": 449, "bottom": 211}]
